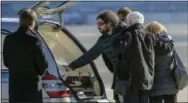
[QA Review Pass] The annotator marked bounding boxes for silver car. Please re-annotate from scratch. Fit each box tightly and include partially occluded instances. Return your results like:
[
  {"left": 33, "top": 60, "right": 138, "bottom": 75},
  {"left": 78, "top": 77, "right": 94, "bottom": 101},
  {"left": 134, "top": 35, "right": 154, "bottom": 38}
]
[{"left": 1, "top": 1, "right": 109, "bottom": 102}]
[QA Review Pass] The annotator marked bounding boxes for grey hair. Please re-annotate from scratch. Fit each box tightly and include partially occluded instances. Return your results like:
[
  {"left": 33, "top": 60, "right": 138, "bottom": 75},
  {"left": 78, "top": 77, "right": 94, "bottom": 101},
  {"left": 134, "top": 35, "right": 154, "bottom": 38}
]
[{"left": 126, "top": 11, "right": 144, "bottom": 27}]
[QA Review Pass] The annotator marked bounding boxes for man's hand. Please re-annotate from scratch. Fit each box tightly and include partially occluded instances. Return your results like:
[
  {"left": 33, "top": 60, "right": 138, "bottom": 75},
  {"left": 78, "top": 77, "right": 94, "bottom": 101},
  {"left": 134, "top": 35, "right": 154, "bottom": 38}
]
[
  {"left": 61, "top": 65, "right": 73, "bottom": 72},
  {"left": 65, "top": 66, "right": 73, "bottom": 72}
]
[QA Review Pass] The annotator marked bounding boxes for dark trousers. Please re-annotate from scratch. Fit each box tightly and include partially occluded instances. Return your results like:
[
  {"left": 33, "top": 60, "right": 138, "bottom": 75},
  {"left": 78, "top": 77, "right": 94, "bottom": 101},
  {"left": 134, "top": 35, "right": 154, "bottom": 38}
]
[
  {"left": 114, "top": 91, "right": 120, "bottom": 103},
  {"left": 149, "top": 94, "right": 177, "bottom": 103},
  {"left": 9, "top": 89, "right": 43, "bottom": 103},
  {"left": 115, "top": 89, "right": 149, "bottom": 103},
  {"left": 126, "top": 90, "right": 149, "bottom": 103}
]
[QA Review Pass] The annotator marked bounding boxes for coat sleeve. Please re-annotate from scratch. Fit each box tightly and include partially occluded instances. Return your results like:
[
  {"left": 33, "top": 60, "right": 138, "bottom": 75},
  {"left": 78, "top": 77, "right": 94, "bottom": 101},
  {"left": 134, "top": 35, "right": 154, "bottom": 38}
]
[
  {"left": 102, "top": 53, "right": 114, "bottom": 73},
  {"left": 113, "top": 31, "right": 132, "bottom": 54},
  {"left": 69, "top": 38, "right": 102, "bottom": 70},
  {"left": 34, "top": 39, "right": 48, "bottom": 75},
  {"left": 155, "top": 40, "right": 174, "bottom": 55},
  {"left": 3, "top": 36, "right": 9, "bottom": 68}
]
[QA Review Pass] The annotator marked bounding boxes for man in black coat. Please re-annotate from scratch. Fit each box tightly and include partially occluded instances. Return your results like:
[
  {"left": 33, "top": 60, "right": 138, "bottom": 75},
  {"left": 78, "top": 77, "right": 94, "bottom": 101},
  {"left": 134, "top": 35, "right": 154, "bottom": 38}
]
[
  {"left": 101, "top": 7, "right": 132, "bottom": 102},
  {"left": 3, "top": 9, "right": 48, "bottom": 103},
  {"left": 64, "top": 10, "right": 127, "bottom": 102},
  {"left": 101, "top": 7, "right": 132, "bottom": 74}
]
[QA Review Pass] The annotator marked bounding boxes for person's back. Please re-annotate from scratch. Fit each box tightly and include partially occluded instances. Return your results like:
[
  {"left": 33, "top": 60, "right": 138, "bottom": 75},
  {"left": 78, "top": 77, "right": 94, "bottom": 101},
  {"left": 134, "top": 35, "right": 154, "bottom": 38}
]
[
  {"left": 145, "top": 21, "right": 178, "bottom": 103},
  {"left": 5, "top": 29, "right": 40, "bottom": 83},
  {"left": 3, "top": 27, "right": 44, "bottom": 103},
  {"left": 113, "top": 11, "right": 155, "bottom": 103},
  {"left": 152, "top": 49, "right": 177, "bottom": 96},
  {"left": 128, "top": 23, "right": 155, "bottom": 90},
  {"left": 3, "top": 9, "right": 47, "bottom": 103}
]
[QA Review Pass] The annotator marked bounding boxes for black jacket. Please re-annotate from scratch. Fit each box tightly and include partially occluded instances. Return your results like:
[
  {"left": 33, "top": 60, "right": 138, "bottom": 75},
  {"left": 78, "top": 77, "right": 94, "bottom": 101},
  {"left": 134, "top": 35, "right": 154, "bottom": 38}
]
[
  {"left": 113, "top": 23, "right": 155, "bottom": 90},
  {"left": 3, "top": 26, "right": 48, "bottom": 103},
  {"left": 102, "top": 22, "right": 128, "bottom": 74},
  {"left": 151, "top": 35, "right": 177, "bottom": 96},
  {"left": 102, "top": 53, "right": 114, "bottom": 73},
  {"left": 68, "top": 25, "right": 126, "bottom": 70}
]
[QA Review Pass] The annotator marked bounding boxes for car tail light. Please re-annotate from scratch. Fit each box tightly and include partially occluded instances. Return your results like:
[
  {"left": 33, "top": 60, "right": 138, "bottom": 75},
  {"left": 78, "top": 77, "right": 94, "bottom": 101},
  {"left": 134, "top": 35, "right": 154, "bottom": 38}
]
[
  {"left": 46, "top": 90, "right": 72, "bottom": 98},
  {"left": 42, "top": 74, "right": 72, "bottom": 98},
  {"left": 60, "top": 90, "right": 72, "bottom": 97}
]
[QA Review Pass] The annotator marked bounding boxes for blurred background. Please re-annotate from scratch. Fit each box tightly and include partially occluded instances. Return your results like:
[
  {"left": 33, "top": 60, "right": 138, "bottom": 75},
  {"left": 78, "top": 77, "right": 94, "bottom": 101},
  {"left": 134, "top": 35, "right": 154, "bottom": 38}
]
[
  {"left": 57, "top": 1, "right": 188, "bottom": 25},
  {"left": 2, "top": 1, "right": 188, "bottom": 25},
  {"left": 1, "top": 1, "right": 188, "bottom": 102}
]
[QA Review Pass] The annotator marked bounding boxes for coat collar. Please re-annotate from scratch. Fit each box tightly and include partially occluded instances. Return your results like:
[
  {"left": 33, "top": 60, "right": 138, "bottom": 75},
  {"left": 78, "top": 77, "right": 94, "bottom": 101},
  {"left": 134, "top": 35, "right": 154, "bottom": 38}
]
[
  {"left": 128, "top": 23, "right": 144, "bottom": 30},
  {"left": 17, "top": 26, "right": 38, "bottom": 38},
  {"left": 101, "top": 22, "right": 126, "bottom": 37}
]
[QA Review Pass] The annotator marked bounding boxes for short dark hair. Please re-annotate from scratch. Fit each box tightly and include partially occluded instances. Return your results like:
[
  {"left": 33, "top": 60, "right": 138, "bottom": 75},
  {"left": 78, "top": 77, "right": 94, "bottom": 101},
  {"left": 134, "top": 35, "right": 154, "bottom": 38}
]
[
  {"left": 97, "top": 10, "right": 119, "bottom": 27},
  {"left": 117, "top": 7, "right": 132, "bottom": 20},
  {"left": 18, "top": 8, "right": 37, "bottom": 27}
]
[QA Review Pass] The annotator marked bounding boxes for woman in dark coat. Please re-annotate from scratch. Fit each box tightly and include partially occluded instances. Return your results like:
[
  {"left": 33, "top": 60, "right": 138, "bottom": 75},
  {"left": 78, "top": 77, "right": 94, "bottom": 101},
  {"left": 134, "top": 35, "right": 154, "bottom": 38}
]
[{"left": 145, "top": 21, "right": 178, "bottom": 103}]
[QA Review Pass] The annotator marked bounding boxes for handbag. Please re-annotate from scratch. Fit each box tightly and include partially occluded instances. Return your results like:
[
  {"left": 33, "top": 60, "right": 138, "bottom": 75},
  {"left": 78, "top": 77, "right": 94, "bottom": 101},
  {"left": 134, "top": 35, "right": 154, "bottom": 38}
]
[{"left": 172, "top": 49, "right": 188, "bottom": 90}]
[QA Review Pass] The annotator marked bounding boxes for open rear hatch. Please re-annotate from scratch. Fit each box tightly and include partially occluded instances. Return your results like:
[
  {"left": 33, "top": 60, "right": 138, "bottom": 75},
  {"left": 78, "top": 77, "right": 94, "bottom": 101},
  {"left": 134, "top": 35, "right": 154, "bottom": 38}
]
[{"left": 32, "top": 1, "right": 107, "bottom": 101}]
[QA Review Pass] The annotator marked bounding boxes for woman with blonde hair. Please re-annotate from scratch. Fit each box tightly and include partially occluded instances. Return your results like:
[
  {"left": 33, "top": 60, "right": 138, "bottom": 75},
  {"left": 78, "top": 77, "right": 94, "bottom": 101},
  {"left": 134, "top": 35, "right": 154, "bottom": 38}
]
[{"left": 145, "top": 21, "right": 178, "bottom": 103}]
